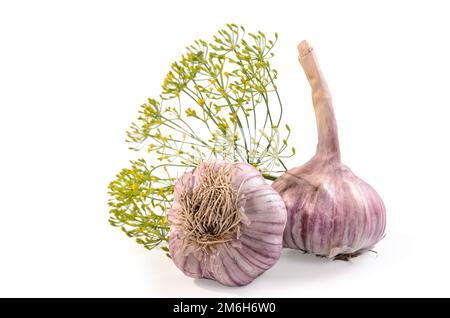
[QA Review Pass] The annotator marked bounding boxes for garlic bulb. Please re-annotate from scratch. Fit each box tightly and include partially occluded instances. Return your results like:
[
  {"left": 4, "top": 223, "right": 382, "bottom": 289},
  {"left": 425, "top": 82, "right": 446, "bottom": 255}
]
[
  {"left": 169, "top": 160, "right": 286, "bottom": 286},
  {"left": 272, "top": 41, "right": 386, "bottom": 259}
]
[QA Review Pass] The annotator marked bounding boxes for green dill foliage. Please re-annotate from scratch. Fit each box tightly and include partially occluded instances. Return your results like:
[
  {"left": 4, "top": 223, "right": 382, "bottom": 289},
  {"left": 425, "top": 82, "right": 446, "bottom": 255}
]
[
  {"left": 108, "top": 24, "right": 294, "bottom": 252},
  {"left": 108, "top": 159, "right": 173, "bottom": 251}
]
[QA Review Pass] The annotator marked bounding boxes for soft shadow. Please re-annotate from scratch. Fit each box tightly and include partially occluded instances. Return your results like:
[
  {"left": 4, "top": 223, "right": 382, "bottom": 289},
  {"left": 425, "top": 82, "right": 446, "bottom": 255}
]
[
  {"left": 271, "top": 250, "right": 350, "bottom": 283},
  {"left": 192, "top": 249, "right": 377, "bottom": 295},
  {"left": 269, "top": 248, "right": 377, "bottom": 285}
]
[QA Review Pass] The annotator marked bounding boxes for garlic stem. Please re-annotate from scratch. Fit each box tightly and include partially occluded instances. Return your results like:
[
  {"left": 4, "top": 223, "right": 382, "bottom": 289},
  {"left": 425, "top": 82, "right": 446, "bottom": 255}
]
[{"left": 298, "top": 41, "right": 341, "bottom": 162}]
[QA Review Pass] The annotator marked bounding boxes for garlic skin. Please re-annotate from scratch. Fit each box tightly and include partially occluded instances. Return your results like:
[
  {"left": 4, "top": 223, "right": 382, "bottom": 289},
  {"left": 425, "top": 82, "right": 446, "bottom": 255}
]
[
  {"left": 169, "top": 160, "right": 286, "bottom": 286},
  {"left": 272, "top": 41, "right": 386, "bottom": 259}
]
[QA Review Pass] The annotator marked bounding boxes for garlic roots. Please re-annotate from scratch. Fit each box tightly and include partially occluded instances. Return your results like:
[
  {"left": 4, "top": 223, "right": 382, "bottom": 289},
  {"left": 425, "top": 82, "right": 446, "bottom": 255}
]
[
  {"left": 169, "top": 160, "right": 287, "bottom": 286},
  {"left": 272, "top": 41, "right": 386, "bottom": 259}
]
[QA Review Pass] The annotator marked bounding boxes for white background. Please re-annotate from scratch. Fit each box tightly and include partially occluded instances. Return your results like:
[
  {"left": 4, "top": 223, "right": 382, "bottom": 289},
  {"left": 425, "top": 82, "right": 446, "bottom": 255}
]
[{"left": 1, "top": 0, "right": 449, "bottom": 297}]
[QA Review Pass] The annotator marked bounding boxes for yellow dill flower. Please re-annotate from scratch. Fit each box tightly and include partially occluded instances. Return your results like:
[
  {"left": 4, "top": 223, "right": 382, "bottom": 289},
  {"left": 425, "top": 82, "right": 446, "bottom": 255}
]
[{"left": 185, "top": 108, "right": 197, "bottom": 117}]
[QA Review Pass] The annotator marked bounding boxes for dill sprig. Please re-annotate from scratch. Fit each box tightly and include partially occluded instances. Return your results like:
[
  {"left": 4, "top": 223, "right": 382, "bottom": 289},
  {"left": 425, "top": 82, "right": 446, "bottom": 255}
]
[{"left": 108, "top": 24, "right": 294, "bottom": 252}]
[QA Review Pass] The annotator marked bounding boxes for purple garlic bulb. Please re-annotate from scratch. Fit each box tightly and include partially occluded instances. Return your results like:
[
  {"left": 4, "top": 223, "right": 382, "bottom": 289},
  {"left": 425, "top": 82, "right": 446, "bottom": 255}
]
[
  {"left": 169, "top": 160, "right": 287, "bottom": 286},
  {"left": 272, "top": 41, "right": 386, "bottom": 259}
]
